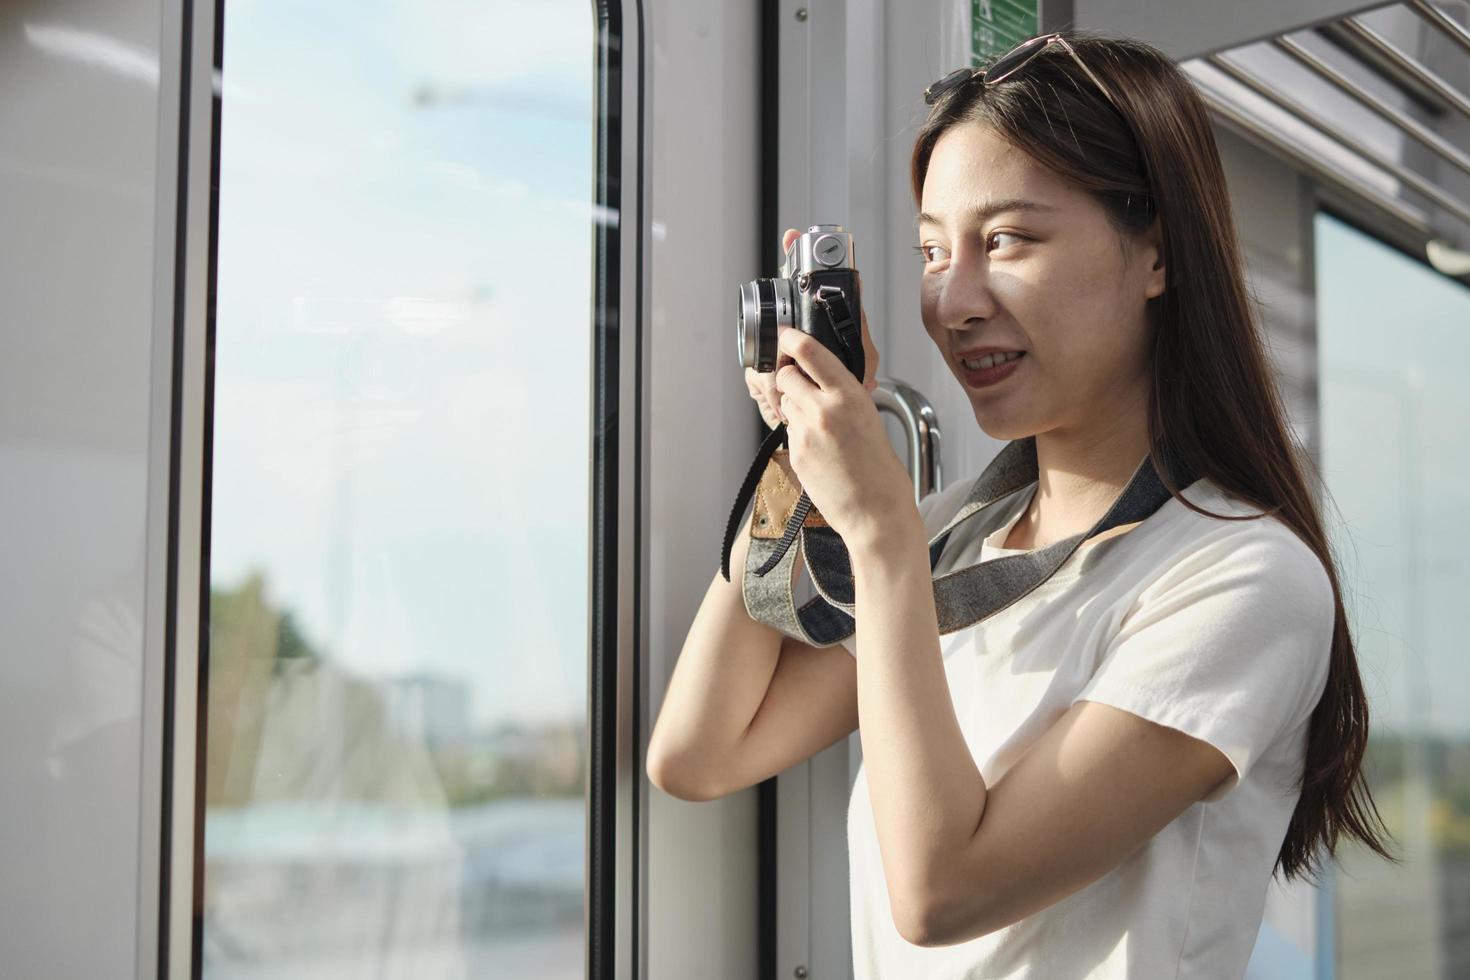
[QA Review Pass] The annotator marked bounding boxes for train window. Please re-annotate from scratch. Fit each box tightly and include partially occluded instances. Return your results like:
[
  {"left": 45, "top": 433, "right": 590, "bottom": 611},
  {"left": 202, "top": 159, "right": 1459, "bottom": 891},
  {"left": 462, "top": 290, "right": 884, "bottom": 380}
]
[
  {"left": 202, "top": 2, "right": 594, "bottom": 975},
  {"left": 1316, "top": 211, "right": 1470, "bottom": 977}
]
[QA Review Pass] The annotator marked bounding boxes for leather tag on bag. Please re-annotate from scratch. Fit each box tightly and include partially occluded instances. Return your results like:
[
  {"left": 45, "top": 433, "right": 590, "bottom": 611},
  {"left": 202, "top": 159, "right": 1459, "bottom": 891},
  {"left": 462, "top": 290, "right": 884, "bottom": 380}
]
[{"left": 752, "top": 447, "right": 829, "bottom": 539}]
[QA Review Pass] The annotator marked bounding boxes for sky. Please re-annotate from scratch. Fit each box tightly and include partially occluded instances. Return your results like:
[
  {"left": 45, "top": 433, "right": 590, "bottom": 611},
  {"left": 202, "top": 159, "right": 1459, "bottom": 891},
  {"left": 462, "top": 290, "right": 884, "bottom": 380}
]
[{"left": 209, "top": 0, "right": 594, "bottom": 728}]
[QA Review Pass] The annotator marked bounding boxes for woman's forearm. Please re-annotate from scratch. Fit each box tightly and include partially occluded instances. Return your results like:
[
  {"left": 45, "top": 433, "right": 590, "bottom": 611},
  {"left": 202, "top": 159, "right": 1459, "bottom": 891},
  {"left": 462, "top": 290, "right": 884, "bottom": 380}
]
[
  {"left": 646, "top": 508, "right": 786, "bottom": 795},
  {"left": 849, "top": 515, "right": 989, "bottom": 933}
]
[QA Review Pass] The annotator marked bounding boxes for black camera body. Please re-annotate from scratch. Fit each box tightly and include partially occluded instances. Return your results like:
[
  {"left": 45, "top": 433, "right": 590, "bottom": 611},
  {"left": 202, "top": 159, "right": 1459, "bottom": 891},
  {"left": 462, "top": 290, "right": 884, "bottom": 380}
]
[{"left": 737, "top": 225, "right": 863, "bottom": 382}]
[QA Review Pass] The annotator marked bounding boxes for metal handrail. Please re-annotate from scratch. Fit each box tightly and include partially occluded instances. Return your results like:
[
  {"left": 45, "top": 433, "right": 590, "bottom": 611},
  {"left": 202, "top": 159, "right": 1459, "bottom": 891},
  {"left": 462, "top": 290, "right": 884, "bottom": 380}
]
[{"left": 872, "top": 377, "right": 943, "bottom": 502}]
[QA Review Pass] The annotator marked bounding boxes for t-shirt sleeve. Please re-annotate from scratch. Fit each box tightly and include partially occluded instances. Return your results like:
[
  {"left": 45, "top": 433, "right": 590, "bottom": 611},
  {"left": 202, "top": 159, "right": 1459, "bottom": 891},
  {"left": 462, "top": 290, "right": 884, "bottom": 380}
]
[
  {"left": 1070, "top": 522, "right": 1336, "bottom": 802},
  {"left": 834, "top": 479, "right": 976, "bottom": 658}
]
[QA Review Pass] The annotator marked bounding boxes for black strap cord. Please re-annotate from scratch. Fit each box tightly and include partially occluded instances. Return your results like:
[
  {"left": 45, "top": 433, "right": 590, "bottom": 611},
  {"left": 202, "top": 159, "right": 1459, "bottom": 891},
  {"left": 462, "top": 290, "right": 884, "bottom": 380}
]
[{"left": 720, "top": 421, "right": 789, "bottom": 582}]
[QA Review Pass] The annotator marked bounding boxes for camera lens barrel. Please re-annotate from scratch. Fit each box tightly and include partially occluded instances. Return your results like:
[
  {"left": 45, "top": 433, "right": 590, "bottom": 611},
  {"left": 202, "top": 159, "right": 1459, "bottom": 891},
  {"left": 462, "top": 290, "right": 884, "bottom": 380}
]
[{"left": 736, "top": 278, "right": 792, "bottom": 371}]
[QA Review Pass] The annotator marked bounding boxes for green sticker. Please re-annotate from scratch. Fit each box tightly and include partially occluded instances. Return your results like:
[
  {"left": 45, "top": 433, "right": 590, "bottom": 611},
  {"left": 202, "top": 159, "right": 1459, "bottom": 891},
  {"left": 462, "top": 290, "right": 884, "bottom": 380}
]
[{"left": 971, "top": 0, "right": 1040, "bottom": 66}]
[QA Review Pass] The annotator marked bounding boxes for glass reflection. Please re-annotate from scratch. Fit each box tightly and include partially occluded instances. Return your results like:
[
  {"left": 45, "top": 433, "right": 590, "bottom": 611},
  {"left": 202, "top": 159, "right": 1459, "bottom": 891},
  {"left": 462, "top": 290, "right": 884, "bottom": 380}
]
[
  {"left": 1317, "top": 212, "right": 1470, "bottom": 979},
  {"left": 202, "top": 2, "right": 593, "bottom": 977}
]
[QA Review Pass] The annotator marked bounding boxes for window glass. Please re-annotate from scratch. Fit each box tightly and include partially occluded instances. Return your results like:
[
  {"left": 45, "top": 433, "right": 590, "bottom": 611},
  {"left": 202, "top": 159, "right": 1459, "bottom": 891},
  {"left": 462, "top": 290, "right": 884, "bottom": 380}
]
[
  {"left": 203, "top": 3, "right": 594, "bottom": 976},
  {"left": 1317, "top": 211, "right": 1470, "bottom": 979}
]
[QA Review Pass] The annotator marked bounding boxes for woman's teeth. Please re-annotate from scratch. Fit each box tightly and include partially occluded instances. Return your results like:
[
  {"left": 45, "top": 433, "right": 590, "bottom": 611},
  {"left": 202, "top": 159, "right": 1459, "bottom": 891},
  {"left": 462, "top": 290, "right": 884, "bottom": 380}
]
[{"left": 960, "top": 351, "right": 1023, "bottom": 370}]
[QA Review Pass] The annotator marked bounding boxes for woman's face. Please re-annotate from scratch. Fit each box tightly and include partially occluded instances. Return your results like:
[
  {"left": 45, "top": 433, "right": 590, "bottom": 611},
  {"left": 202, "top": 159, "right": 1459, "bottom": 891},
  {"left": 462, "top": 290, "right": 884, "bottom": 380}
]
[{"left": 917, "top": 121, "right": 1165, "bottom": 443}]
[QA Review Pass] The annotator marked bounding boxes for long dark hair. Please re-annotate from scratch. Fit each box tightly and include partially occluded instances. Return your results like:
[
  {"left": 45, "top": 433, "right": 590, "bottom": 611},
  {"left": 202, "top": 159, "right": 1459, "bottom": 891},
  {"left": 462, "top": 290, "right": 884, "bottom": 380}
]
[{"left": 910, "top": 29, "right": 1396, "bottom": 883}]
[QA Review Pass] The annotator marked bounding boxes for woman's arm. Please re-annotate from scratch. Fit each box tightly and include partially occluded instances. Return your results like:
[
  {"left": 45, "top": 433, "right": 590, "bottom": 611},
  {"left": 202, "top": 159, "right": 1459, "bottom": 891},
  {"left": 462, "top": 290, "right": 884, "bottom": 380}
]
[
  {"left": 647, "top": 507, "right": 863, "bottom": 801},
  {"left": 646, "top": 507, "right": 784, "bottom": 799},
  {"left": 915, "top": 699, "right": 1232, "bottom": 947},
  {"left": 846, "top": 515, "right": 990, "bottom": 942}
]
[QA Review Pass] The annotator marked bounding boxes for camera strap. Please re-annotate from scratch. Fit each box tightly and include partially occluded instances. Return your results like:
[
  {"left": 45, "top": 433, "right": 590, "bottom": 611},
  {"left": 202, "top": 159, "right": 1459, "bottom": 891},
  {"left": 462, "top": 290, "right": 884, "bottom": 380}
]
[
  {"left": 719, "top": 285, "right": 864, "bottom": 583},
  {"left": 731, "top": 434, "right": 1194, "bottom": 647}
]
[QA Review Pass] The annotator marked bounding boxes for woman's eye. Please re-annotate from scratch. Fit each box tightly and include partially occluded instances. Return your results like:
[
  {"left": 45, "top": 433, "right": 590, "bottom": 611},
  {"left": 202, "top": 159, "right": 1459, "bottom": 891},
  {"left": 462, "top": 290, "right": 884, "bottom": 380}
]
[
  {"left": 913, "top": 243, "right": 947, "bottom": 263},
  {"left": 987, "top": 231, "right": 1027, "bottom": 250}
]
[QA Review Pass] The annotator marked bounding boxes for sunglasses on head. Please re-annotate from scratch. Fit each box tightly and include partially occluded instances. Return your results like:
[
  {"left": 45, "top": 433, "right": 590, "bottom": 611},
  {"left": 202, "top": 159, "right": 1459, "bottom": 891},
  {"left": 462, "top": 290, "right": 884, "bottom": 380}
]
[{"left": 924, "top": 32, "right": 1121, "bottom": 108}]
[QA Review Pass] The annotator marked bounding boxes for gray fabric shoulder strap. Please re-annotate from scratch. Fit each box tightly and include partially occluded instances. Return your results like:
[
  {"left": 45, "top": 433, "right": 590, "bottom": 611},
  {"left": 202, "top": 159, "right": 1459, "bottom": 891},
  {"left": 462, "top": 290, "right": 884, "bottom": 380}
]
[{"left": 742, "top": 436, "right": 1191, "bottom": 647}]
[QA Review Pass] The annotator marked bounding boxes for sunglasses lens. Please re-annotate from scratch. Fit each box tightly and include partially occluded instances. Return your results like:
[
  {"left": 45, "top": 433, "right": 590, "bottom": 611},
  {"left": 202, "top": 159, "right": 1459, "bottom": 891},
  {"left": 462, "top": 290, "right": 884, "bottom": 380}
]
[{"left": 924, "top": 67, "right": 976, "bottom": 106}]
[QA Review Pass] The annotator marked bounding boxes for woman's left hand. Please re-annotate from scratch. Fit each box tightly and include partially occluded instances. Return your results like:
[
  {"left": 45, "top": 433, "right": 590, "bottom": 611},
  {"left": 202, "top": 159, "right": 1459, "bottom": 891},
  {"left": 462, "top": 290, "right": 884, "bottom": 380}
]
[{"left": 773, "top": 325, "right": 919, "bottom": 547}]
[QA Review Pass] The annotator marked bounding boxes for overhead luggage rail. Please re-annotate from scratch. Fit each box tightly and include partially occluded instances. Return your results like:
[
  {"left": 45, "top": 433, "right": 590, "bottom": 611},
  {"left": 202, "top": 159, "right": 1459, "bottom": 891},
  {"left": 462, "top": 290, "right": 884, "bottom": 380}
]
[
  {"left": 1204, "top": 53, "right": 1470, "bottom": 225},
  {"left": 1335, "top": 16, "right": 1470, "bottom": 119},
  {"left": 1270, "top": 35, "right": 1470, "bottom": 180},
  {"left": 1406, "top": 0, "right": 1470, "bottom": 56},
  {"left": 1192, "top": 81, "right": 1438, "bottom": 237},
  {"left": 1181, "top": 0, "right": 1470, "bottom": 276}
]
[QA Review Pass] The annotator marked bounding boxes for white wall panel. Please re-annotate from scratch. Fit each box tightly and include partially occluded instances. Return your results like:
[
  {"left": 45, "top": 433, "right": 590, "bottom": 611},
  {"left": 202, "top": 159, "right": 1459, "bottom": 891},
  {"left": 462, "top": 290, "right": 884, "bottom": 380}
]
[
  {"left": 643, "top": 2, "right": 763, "bottom": 978},
  {"left": 0, "top": 0, "right": 173, "bottom": 976}
]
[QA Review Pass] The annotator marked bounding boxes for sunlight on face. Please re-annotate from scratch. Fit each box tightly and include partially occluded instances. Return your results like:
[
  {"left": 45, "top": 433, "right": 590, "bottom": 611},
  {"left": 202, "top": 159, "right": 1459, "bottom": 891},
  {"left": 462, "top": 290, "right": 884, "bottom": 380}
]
[{"left": 916, "top": 121, "right": 1164, "bottom": 442}]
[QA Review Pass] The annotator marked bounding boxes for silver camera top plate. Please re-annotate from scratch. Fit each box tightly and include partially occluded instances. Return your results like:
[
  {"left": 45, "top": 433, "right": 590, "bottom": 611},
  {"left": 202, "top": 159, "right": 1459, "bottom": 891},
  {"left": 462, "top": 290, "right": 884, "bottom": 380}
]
[{"left": 781, "top": 224, "right": 856, "bottom": 278}]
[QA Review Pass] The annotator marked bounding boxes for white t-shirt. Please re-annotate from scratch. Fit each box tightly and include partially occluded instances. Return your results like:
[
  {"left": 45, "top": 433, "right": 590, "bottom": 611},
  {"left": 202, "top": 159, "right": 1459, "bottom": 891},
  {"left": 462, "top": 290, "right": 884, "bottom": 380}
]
[{"left": 827, "top": 473, "right": 1335, "bottom": 979}]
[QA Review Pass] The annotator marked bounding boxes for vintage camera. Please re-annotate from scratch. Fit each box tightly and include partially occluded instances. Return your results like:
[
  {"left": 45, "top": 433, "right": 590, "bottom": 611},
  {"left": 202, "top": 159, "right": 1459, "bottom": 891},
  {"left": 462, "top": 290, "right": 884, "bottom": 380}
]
[{"left": 736, "top": 224, "right": 864, "bottom": 381}]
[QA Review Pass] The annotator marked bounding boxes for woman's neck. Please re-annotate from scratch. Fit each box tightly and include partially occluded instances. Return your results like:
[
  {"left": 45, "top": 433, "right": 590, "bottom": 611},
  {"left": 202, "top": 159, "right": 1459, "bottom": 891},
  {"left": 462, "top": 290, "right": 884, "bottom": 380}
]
[{"left": 1003, "top": 395, "right": 1153, "bottom": 551}]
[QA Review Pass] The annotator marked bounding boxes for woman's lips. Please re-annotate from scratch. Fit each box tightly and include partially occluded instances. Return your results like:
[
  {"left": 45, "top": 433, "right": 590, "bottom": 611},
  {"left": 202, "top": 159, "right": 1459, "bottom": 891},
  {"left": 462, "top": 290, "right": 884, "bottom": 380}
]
[{"left": 959, "top": 352, "right": 1025, "bottom": 388}]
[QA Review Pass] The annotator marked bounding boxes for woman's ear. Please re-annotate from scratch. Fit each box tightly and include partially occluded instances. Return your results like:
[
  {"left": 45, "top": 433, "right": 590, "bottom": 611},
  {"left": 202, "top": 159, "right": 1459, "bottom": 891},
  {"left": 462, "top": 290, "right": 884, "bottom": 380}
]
[{"left": 1142, "top": 215, "right": 1165, "bottom": 301}]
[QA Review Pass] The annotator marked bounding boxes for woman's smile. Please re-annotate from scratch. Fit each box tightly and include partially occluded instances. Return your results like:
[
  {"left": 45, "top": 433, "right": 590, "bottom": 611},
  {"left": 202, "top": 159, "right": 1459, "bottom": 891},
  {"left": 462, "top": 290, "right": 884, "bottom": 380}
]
[{"left": 957, "top": 350, "right": 1025, "bottom": 388}]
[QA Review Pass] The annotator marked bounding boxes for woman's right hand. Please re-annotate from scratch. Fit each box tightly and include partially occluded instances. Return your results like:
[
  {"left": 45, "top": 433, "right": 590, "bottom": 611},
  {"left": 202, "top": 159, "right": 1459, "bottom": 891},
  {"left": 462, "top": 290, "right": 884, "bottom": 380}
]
[{"left": 745, "top": 227, "right": 880, "bottom": 429}]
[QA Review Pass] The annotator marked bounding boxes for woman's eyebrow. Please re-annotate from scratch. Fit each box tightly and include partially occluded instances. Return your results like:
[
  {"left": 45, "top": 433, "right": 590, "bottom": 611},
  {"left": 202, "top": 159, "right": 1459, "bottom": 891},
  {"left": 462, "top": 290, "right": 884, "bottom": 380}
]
[{"left": 916, "top": 199, "right": 1057, "bottom": 227}]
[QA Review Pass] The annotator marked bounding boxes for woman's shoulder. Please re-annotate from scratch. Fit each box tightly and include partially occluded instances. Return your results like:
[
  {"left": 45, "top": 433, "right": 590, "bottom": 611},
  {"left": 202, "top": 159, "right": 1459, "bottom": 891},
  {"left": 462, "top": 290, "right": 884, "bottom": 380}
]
[
  {"left": 1133, "top": 476, "right": 1334, "bottom": 613},
  {"left": 1169, "top": 477, "right": 1317, "bottom": 552}
]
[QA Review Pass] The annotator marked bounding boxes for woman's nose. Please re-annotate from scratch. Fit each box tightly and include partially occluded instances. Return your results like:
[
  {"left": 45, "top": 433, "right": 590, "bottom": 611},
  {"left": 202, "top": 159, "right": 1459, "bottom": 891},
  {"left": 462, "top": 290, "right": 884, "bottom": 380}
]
[{"left": 932, "top": 250, "right": 998, "bottom": 331}]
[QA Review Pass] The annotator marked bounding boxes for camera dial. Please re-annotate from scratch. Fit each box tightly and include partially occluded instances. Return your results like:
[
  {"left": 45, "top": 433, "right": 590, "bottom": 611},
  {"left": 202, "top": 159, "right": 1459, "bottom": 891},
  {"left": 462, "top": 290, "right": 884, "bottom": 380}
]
[{"left": 812, "top": 234, "right": 846, "bottom": 266}]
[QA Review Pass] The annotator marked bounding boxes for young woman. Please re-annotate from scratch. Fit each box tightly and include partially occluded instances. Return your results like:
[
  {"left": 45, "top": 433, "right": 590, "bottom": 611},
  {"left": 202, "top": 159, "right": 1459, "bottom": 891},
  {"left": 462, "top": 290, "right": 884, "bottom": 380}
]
[{"left": 647, "top": 29, "right": 1394, "bottom": 978}]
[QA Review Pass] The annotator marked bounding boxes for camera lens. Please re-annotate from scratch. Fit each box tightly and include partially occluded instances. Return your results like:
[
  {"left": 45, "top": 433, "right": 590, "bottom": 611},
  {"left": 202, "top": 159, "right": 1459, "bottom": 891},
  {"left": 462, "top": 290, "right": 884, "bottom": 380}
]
[
  {"left": 737, "top": 282, "right": 759, "bottom": 368},
  {"left": 736, "top": 278, "right": 792, "bottom": 372}
]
